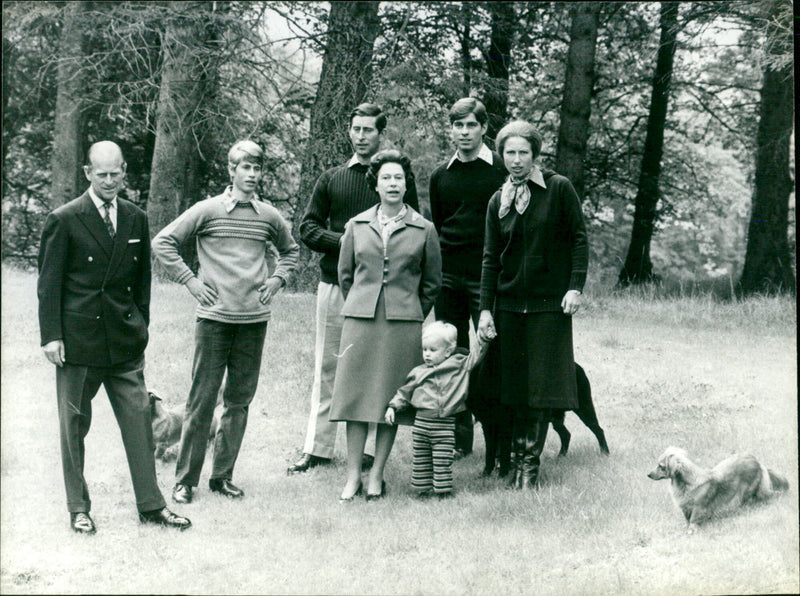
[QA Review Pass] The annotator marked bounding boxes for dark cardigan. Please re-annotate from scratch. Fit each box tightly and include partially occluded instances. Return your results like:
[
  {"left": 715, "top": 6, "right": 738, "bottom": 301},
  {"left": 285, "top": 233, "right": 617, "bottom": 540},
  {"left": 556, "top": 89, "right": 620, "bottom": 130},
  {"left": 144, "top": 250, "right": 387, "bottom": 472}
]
[{"left": 479, "top": 170, "right": 588, "bottom": 313}]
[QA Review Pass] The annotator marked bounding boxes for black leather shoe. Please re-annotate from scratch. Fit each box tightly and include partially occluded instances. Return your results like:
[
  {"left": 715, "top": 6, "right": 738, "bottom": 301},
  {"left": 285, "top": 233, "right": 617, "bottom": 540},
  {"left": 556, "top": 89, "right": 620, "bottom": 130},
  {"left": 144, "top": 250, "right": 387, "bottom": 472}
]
[
  {"left": 287, "top": 453, "right": 331, "bottom": 474},
  {"left": 365, "top": 481, "right": 387, "bottom": 502},
  {"left": 70, "top": 512, "right": 96, "bottom": 534},
  {"left": 138, "top": 507, "right": 191, "bottom": 530},
  {"left": 172, "top": 484, "right": 193, "bottom": 504},
  {"left": 209, "top": 478, "right": 244, "bottom": 499}
]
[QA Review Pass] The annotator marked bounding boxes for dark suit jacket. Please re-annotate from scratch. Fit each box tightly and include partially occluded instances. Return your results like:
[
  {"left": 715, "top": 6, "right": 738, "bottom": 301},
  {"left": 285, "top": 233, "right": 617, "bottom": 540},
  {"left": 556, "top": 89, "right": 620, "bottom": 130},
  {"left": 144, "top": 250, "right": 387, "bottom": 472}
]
[{"left": 38, "top": 192, "right": 151, "bottom": 367}]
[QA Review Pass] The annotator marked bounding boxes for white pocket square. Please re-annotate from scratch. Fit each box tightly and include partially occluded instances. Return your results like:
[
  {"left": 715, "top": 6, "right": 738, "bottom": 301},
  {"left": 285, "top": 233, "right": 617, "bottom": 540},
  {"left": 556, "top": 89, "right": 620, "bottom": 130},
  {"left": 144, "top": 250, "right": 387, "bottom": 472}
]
[{"left": 128, "top": 239, "right": 141, "bottom": 244}]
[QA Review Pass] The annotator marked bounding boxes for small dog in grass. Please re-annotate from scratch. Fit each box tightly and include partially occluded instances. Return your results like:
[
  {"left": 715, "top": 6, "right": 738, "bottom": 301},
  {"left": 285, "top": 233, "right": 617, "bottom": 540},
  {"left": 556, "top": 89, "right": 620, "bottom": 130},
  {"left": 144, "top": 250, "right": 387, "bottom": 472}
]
[
  {"left": 149, "top": 391, "right": 221, "bottom": 461},
  {"left": 648, "top": 446, "right": 789, "bottom": 533}
]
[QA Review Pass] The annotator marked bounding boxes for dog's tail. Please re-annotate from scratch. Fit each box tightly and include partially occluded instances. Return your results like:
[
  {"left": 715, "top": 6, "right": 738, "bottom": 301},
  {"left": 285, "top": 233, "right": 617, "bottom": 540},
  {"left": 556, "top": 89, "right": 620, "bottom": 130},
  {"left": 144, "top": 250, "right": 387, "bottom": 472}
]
[{"left": 767, "top": 469, "right": 790, "bottom": 493}]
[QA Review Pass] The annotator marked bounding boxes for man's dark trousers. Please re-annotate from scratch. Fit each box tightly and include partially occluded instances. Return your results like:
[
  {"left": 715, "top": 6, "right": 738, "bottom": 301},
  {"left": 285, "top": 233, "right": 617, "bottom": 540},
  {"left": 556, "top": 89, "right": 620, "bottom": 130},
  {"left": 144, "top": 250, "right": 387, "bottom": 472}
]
[
  {"left": 57, "top": 355, "right": 165, "bottom": 514},
  {"left": 175, "top": 319, "right": 267, "bottom": 487},
  {"left": 434, "top": 272, "right": 482, "bottom": 454}
]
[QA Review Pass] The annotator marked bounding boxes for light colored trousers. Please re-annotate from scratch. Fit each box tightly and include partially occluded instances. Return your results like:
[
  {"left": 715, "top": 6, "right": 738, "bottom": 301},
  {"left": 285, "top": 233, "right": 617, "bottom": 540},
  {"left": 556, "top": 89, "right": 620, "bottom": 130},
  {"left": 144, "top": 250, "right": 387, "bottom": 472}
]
[{"left": 303, "top": 281, "right": 375, "bottom": 459}]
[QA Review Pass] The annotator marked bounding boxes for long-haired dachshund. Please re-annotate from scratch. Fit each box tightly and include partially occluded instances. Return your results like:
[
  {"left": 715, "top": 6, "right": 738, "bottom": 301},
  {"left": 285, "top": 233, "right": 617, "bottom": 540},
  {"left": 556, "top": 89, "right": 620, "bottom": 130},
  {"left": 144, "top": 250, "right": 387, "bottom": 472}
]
[{"left": 648, "top": 446, "right": 789, "bottom": 533}]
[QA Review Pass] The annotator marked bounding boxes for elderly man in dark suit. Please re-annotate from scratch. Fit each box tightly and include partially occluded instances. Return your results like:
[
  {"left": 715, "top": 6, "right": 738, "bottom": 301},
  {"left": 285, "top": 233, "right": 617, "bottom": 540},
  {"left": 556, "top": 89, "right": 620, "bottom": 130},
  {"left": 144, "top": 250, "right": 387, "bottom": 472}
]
[{"left": 37, "top": 140, "right": 190, "bottom": 534}]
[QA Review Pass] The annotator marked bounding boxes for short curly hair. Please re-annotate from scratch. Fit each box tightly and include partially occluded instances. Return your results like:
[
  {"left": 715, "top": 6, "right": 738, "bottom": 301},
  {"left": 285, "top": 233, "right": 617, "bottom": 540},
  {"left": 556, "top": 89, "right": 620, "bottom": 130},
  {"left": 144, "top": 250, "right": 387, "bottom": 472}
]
[
  {"left": 495, "top": 120, "right": 542, "bottom": 160},
  {"left": 365, "top": 149, "right": 415, "bottom": 191}
]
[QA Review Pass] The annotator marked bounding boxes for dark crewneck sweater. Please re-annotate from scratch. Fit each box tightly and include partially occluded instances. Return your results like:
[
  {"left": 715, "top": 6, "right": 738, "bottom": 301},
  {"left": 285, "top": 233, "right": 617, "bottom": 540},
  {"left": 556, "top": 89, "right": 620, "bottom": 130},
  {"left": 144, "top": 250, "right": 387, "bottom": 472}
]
[
  {"left": 429, "top": 152, "right": 507, "bottom": 279},
  {"left": 300, "top": 161, "right": 419, "bottom": 284}
]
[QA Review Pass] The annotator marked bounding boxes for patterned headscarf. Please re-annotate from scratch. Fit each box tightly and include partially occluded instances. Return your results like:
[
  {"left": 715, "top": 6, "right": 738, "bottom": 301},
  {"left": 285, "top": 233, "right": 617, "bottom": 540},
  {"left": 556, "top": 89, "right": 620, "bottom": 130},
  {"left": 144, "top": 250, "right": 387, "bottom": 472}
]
[{"left": 498, "top": 174, "right": 532, "bottom": 219}]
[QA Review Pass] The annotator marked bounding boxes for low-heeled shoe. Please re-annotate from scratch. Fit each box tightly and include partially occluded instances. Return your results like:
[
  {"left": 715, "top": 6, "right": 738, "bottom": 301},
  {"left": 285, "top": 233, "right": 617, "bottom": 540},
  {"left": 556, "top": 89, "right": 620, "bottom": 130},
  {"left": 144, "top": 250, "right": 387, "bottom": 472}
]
[
  {"left": 339, "top": 481, "right": 363, "bottom": 502},
  {"left": 365, "top": 481, "right": 387, "bottom": 501},
  {"left": 70, "top": 512, "right": 96, "bottom": 534},
  {"left": 209, "top": 478, "right": 245, "bottom": 499},
  {"left": 139, "top": 507, "right": 192, "bottom": 530}
]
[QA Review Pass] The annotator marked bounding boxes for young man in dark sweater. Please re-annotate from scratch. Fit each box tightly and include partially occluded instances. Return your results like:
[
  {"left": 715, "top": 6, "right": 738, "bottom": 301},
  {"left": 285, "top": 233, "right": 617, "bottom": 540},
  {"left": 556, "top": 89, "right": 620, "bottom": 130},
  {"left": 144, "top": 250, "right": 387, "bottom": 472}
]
[
  {"left": 429, "top": 97, "right": 507, "bottom": 457},
  {"left": 288, "top": 103, "right": 420, "bottom": 473}
]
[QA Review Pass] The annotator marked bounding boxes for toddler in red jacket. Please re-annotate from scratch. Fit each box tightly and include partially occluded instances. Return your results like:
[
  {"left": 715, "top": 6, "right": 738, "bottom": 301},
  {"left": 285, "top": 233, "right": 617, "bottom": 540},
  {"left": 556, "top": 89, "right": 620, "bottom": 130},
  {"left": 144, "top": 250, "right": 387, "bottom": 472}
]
[{"left": 385, "top": 321, "right": 493, "bottom": 498}]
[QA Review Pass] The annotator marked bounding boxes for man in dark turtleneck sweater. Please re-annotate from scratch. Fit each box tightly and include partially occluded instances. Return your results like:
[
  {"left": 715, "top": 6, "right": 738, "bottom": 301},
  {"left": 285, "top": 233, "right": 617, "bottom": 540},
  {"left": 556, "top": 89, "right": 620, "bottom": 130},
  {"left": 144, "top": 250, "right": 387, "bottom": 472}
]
[
  {"left": 288, "top": 103, "right": 419, "bottom": 473},
  {"left": 429, "top": 98, "right": 508, "bottom": 457}
]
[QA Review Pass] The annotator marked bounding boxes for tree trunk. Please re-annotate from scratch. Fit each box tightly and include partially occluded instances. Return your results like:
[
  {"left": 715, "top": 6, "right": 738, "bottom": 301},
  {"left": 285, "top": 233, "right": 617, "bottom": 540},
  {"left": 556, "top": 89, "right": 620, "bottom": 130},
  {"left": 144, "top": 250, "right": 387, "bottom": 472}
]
[
  {"left": 618, "top": 2, "right": 680, "bottom": 286},
  {"left": 737, "top": 5, "right": 795, "bottom": 296},
  {"left": 147, "top": 2, "right": 210, "bottom": 276},
  {"left": 555, "top": 2, "right": 600, "bottom": 201},
  {"left": 289, "top": 1, "right": 380, "bottom": 291},
  {"left": 484, "top": 2, "right": 515, "bottom": 145},
  {"left": 51, "top": 1, "right": 87, "bottom": 208}
]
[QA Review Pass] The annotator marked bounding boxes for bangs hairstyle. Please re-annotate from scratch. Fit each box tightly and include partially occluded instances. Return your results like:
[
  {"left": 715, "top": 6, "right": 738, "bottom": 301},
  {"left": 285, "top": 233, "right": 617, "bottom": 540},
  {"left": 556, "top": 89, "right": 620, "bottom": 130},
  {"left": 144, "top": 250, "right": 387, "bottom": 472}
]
[
  {"left": 422, "top": 321, "right": 458, "bottom": 349},
  {"left": 350, "top": 103, "right": 387, "bottom": 133},
  {"left": 496, "top": 121, "right": 543, "bottom": 159},
  {"left": 365, "top": 149, "right": 415, "bottom": 191},
  {"left": 228, "top": 140, "right": 264, "bottom": 168},
  {"left": 448, "top": 97, "right": 488, "bottom": 125}
]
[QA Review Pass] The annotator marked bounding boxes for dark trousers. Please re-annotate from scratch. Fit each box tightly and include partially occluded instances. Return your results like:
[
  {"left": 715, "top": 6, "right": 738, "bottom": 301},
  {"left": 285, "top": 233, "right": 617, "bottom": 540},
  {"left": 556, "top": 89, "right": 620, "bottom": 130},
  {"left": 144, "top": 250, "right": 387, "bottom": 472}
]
[
  {"left": 434, "top": 272, "right": 481, "bottom": 454},
  {"left": 56, "top": 355, "right": 165, "bottom": 514},
  {"left": 175, "top": 319, "right": 267, "bottom": 487}
]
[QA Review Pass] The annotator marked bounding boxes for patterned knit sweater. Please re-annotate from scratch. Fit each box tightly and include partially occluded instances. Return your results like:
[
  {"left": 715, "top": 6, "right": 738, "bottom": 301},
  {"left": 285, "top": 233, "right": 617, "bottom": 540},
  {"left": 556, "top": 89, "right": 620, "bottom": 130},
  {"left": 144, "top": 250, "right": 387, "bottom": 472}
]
[
  {"left": 299, "top": 161, "right": 419, "bottom": 285},
  {"left": 152, "top": 190, "right": 299, "bottom": 323}
]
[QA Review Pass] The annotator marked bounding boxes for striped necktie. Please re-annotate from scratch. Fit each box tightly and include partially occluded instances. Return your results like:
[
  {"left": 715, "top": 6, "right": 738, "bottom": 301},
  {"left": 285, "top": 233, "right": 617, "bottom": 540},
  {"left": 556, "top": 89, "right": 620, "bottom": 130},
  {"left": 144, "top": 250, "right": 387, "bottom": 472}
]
[{"left": 102, "top": 202, "right": 115, "bottom": 238}]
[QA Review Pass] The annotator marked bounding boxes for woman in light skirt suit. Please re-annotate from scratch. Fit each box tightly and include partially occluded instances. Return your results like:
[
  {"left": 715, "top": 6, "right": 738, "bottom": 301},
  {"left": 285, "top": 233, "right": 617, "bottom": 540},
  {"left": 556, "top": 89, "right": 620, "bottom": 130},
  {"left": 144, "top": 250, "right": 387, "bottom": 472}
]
[{"left": 330, "top": 150, "right": 441, "bottom": 501}]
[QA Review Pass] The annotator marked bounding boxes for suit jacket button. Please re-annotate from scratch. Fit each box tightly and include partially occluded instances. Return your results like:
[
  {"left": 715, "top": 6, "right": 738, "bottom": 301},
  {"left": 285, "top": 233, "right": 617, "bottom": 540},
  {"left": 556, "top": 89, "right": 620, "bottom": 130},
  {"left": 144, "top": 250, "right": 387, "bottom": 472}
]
[
  {"left": 126, "top": 313, "right": 131, "bottom": 319},
  {"left": 88, "top": 256, "right": 93, "bottom": 262},
  {"left": 96, "top": 315, "right": 101, "bottom": 320}
]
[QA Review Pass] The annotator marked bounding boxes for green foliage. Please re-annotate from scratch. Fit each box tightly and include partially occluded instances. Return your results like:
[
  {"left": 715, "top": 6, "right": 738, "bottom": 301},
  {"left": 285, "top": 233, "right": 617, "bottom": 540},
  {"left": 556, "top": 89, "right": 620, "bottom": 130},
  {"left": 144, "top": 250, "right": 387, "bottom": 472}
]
[{"left": 1, "top": 1, "right": 792, "bottom": 288}]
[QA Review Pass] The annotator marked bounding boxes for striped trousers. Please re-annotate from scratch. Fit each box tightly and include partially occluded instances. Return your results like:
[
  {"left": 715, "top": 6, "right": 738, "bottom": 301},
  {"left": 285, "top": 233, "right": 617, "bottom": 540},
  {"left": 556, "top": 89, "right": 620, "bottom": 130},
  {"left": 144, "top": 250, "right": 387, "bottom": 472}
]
[{"left": 411, "top": 416, "right": 455, "bottom": 494}]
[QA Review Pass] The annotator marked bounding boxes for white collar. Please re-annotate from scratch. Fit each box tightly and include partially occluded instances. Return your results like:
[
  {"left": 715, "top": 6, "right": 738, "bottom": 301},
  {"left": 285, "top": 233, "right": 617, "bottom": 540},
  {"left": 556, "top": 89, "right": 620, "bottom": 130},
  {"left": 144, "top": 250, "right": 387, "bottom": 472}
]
[
  {"left": 347, "top": 154, "right": 371, "bottom": 168},
  {"left": 222, "top": 186, "right": 260, "bottom": 214},
  {"left": 447, "top": 144, "right": 494, "bottom": 169},
  {"left": 88, "top": 187, "right": 117, "bottom": 210},
  {"left": 527, "top": 166, "right": 547, "bottom": 189}
]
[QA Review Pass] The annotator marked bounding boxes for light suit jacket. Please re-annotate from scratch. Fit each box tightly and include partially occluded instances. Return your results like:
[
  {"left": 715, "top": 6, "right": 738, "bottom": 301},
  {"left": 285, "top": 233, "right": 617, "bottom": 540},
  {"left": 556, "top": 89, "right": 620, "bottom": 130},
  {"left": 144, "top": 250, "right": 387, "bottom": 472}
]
[{"left": 338, "top": 205, "right": 441, "bottom": 321}]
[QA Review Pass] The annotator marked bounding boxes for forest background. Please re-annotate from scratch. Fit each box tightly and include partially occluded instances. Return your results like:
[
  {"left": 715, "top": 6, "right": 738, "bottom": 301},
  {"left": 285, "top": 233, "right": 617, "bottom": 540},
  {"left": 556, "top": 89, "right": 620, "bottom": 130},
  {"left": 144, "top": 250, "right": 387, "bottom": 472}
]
[{"left": 1, "top": 0, "right": 795, "bottom": 295}]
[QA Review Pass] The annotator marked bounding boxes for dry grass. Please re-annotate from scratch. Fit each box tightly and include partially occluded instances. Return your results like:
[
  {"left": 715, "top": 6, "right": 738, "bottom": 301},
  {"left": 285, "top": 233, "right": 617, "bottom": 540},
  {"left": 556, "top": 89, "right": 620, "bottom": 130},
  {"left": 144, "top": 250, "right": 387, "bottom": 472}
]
[{"left": 1, "top": 265, "right": 797, "bottom": 595}]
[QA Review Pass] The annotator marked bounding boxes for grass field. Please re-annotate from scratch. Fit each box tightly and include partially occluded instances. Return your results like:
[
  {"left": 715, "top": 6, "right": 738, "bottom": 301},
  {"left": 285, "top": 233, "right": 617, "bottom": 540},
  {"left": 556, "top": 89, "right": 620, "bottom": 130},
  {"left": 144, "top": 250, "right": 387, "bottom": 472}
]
[{"left": 1, "top": 265, "right": 797, "bottom": 595}]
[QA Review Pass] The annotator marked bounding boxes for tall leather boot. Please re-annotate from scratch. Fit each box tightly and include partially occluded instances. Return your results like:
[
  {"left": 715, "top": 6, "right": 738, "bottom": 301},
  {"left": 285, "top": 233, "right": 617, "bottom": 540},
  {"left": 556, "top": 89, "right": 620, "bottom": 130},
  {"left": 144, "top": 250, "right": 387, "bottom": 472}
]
[
  {"left": 497, "top": 422, "right": 513, "bottom": 478},
  {"left": 481, "top": 421, "right": 497, "bottom": 476},
  {"left": 510, "top": 431, "right": 526, "bottom": 489},
  {"left": 520, "top": 419, "right": 549, "bottom": 489}
]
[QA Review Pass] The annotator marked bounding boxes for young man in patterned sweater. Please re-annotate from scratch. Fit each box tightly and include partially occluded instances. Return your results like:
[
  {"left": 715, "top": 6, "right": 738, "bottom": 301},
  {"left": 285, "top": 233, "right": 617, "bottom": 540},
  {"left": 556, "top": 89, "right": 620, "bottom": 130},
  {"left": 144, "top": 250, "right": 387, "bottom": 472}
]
[{"left": 152, "top": 140, "right": 298, "bottom": 504}]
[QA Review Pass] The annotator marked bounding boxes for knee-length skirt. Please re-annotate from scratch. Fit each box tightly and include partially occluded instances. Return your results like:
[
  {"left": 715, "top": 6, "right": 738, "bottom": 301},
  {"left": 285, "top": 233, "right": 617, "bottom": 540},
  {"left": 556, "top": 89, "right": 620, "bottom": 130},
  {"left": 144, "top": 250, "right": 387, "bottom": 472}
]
[
  {"left": 329, "top": 293, "right": 422, "bottom": 423},
  {"left": 493, "top": 310, "right": 578, "bottom": 411}
]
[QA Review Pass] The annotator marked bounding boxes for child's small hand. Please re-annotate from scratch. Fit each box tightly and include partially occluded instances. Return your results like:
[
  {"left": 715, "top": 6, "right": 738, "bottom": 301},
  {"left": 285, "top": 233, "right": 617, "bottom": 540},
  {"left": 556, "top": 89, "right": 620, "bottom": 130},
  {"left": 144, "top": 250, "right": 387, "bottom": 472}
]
[{"left": 384, "top": 407, "right": 395, "bottom": 425}]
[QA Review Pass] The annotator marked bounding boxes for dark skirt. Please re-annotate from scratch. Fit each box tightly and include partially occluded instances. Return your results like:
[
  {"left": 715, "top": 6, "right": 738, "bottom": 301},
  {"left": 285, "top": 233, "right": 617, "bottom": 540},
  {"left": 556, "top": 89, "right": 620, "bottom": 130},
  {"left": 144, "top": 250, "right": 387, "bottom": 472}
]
[
  {"left": 492, "top": 310, "right": 578, "bottom": 411},
  {"left": 329, "top": 292, "right": 423, "bottom": 423}
]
